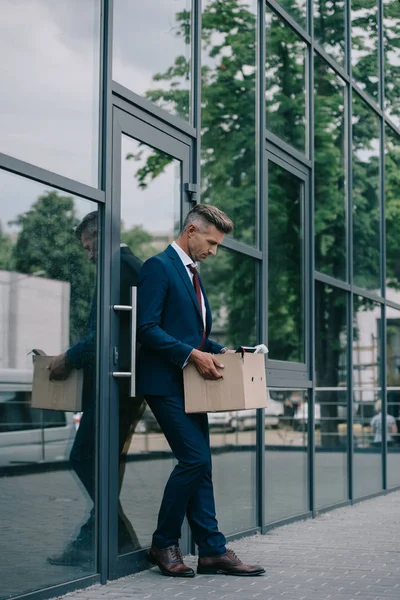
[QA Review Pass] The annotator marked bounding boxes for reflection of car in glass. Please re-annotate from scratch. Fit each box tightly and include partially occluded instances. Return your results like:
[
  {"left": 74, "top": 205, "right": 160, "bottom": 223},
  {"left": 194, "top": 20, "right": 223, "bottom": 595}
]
[
  {"left": 0, "top": 369, "right": 75, "bottom": 465},
  {"left": 208, "top": 396, "right": 284, "bottom": 431},
  {"left": 293, "top": 400, "right": 321, "bottom": 431},
  {"left": 135, "top": 404, "right": 161, "bottom": 433}
]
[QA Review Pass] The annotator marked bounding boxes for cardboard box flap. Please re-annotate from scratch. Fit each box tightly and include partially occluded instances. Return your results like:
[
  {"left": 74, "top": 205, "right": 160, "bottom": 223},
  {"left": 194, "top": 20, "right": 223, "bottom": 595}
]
[{"left": 242, "top": 353, "right": 268, "bottom": 409}]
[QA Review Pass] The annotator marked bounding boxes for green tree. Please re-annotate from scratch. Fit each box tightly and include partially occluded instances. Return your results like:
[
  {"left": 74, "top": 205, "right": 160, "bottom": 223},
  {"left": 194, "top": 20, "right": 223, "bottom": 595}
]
[
  {"left": 120, "top": 224, "right": 157, "bottom": 262},
  {"left": 11, "top": 191, "right": 95, "bottom": 345}
]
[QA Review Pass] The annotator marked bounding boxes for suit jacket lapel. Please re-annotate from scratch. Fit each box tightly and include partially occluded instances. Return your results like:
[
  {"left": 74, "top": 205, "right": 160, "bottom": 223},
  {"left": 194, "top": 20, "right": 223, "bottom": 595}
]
[{"left": 165, "top": 245, "right": 203, "bottom": 323}]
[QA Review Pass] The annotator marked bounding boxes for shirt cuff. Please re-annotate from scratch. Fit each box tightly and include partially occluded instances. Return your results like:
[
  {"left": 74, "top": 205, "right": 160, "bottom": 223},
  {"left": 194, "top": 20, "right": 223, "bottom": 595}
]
[{"left": 182, "top": 349, "right": 193, "bottom": 369}]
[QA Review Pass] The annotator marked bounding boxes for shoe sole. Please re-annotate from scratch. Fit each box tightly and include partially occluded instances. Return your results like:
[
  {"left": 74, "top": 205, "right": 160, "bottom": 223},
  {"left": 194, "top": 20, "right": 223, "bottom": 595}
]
[
  {"left": 148, "top": 554, "right": 195, "bottom": 578},
  {"left": 197, "top": 566, "right": 266, "bottom": 576}
]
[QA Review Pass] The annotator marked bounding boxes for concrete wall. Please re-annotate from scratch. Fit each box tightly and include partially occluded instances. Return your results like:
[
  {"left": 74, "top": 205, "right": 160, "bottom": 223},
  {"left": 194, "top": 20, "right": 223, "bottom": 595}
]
[{"left": 0, "top": 271, "right": 70, "bottom": 370}]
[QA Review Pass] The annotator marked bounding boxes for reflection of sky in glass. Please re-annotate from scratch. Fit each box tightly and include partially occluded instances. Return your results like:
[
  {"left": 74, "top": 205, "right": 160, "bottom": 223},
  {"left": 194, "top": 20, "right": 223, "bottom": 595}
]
[
  {"left": 113, "top": 0, "right": 191, "bottom": 119},
  {"left": 0, "top": 0, "right": 100, "bottom": 187},
  {"left": 0, "top": 170, "right": 96, "bottom": 235},
  {"left": 121, "top": 136, "right": 180, "bottom": 234}
]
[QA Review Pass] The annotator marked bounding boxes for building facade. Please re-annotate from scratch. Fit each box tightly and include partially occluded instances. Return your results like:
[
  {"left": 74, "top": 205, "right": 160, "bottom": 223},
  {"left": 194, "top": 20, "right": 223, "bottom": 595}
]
[{"left": 0, "top": 0, "right": 399, "bottom": 598}]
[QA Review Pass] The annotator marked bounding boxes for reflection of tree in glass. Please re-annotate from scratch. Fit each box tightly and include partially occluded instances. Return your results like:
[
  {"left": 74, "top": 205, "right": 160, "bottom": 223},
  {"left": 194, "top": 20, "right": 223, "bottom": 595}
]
[
  {"left": 265, "top": 7, "right": 306, "bottom": 152},
  {"left": 9, "top": 192, "right": 95, "bottom": 345},
  {"left": 314, "top": 0, "right": 346, "bottom": 64},
  {"left": 351, "top": 0, "right": 379, "bottom": 100},
  {"left": 315, "top": 283, "right": 347, "bottom": 447},
  {"left": 352, "top": 94, "right": 380, "bottom": 290},
  {"left": 200, "top": 248, "right": 257, "bottom": 349},
  {"left": 277, "top": 0, "right": 306, "bottom": 28},
  {"left": 383, "top": 0, "right": 400, "bottom": 122},
  {"left": 386, "top": 126, "right": 400, "bottom": 290},
  {"left": 145, "top": 8, "right": 191, "bottom": 121},
  {"left": 314, "top": 57, "right": 346, "bottom": 280},
  {"left": 268, "top": 164, "right": 303, "bottom": 363},
  {"left": 0, "top": 222, "right": 14, "bottom": 270},
  {"left": 120, "top": 223, "right": 157, "bottom": 262}
]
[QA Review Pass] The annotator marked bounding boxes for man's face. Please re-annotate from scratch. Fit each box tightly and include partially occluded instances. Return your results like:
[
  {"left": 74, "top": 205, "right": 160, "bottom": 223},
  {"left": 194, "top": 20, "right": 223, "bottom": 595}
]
[
  {"left": 81, "top": 229, "right": 98, "bottom": 263},
  {"left": 187, "top": 224, "right": 224, "bottom": 262}
]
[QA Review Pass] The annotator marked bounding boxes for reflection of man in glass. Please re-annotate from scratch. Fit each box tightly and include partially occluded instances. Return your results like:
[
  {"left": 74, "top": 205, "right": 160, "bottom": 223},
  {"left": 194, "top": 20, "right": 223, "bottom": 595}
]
[
  {"left": 47, "top": 211, "right": 144, "bottom": 566},
  {"left": 371, "top": 400, "right": 397, "bottom": 448}
]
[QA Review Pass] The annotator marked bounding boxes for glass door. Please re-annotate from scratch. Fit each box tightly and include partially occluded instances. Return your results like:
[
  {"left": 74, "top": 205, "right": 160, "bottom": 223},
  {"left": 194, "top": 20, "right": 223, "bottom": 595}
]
[{"left": 108, "top": 108, "right": 193, "bottom": 578}]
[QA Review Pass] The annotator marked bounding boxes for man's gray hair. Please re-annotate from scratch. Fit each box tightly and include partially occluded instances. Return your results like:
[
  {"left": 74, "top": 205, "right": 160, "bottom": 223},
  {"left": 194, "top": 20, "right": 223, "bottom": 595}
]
[
  {"left": 182, "top": 204, "right": 233, "bottom": 234},
  {"left": 75, "top": 211, "right": 98, "bottom": 240}
]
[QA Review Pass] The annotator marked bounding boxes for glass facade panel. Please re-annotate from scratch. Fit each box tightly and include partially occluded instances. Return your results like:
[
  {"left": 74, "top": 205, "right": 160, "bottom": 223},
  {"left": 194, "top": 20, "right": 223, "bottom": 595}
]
[
  {"left": 386, "top": 307, "right": 400, "bottom": 488},
  {"left": 113, "top": 0, "right": 192, "bottom": 122},
  {"left": 314, "top": 56, "right": 347, "bottom": 280},
  {"left": 352, "top": 94, "right": 381, "bottom": 292},
  {"left": 277, "top": 0, "right": 307, "bottom": 28},
  {"left": 201, "top": 249, "right": 257, "bottom": 352},
  {"left": 201, "top": 0, "right": 257, "bottom": 246},
  {"left": 0, "top": 171, "right": 99, "bottom": 598},
  {"left": 351, "top": 0, "right": 379, "bottom": 102},
  {"left": 202, "top": 249, "right": 257, "bottom": 533},
  {"left": 117, "top": 135, "right": 180, "bottom": 552},
  {"left": 0, "top": 0, "right": 100, "bottom": 187},
  {"left": 314, "top": 0, "right": 346, "bottom": 66},
  {"left": 265, "top": 390, "right": 308, "bottom": 524},
  {"left": 385, "top": 126, "right": 400, "bottom": 294},
  {"left": 268, "top": 162, "right": 304, "bottom": 363},
  {"left": 315, "top": 282, "right": 348, "bottom": 508},
  {"left": 353, "top": 297, "right": 382, "bottom": 498},
  {"left": 265, "top": 8, "right": 307, "bottom": 153},
  {"left": 383, "top": 0, "right": 400, "bottom": 127}
]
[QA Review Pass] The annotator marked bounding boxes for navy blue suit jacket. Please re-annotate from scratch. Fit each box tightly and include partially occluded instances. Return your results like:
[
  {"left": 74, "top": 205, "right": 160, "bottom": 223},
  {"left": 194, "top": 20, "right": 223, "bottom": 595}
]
[{"left": 136, "top": 245, "right": 224, "bottom": 397}]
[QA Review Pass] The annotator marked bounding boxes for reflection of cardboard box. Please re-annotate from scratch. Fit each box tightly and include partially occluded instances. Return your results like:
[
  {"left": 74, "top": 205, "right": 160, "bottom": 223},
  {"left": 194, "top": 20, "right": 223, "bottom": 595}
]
[
  {"left": 31, "top": 352, "right": 83, "bottom": 412},
  {"left": 184, "top": 353, "right": 268, "bottom": 413}
]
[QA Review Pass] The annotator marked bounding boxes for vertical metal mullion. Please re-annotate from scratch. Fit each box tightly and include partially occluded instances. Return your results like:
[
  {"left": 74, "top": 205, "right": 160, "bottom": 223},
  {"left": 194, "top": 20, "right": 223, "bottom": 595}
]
[
  {"left": 381, "top": 303, "right": 387, "bottom": 490},
  {"left": 98, "top": 0, "right": 114, "bottom": 584},
  {"left": 189, "top": 0, "right": 202, "bottom": 556},
  {"left": 307, "top": 0, "right": 315, "bottom": 515},
  {"left": 379, "top": 0, "right": 387, "bottom": 491},
  {"left": 258, "top": 0, "right": 267, "bottom": 534},
  {"left": 378, "top": 0, "right": 385, "bottom": 113},
  {"left": 346, "top": 0, "right": 354, "bottom": 504},
  {"left": 193, "top": 0, "right": 202, "bottom": 202}
]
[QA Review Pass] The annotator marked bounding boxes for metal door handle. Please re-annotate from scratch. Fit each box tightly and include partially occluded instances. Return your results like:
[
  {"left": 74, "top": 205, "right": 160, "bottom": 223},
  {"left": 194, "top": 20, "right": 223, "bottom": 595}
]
[{"left": 112, "top": 286, "right": 137, "bottom": 397}]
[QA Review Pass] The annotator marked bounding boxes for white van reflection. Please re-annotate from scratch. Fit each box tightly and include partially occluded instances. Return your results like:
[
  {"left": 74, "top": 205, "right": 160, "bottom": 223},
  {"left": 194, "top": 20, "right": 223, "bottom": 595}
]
[
  {"left": 207, "top": 395, "right": 285, "bottom": 431},
  {"left": 0, "top": 369, "right": 75, "bottom": 466}
]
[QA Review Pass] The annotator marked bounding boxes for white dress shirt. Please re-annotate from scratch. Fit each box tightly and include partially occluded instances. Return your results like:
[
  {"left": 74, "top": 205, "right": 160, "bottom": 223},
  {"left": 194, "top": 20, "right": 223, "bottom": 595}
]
[{"left": 171, "top": 241, "right": 206, "bottom": 327}]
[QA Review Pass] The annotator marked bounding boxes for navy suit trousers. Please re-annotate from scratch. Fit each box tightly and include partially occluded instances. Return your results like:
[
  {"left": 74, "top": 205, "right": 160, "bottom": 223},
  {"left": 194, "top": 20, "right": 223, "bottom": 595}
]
[{"left": 146, "top": 395, "right": 226, "bottom": 557}]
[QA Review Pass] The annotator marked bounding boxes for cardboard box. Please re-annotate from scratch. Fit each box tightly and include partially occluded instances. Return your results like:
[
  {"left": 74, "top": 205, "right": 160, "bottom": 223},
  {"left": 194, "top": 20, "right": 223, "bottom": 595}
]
[
  {"left": 184, "top": 352, "right": 268, "bottom": 413},
  {"left": 31, "top": 352, "right": 83, "bottom": 412}
]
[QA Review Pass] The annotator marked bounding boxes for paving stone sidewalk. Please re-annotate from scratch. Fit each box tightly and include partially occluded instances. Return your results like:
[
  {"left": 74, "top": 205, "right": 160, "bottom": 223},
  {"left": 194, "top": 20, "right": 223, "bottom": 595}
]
[{"left": 58, "top": 491, "right": 400, "bottom": 600}]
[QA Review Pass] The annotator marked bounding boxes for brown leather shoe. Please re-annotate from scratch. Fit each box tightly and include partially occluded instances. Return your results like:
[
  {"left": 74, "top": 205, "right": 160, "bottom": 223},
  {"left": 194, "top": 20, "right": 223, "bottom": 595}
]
[
  {"left": 197, "top": 548, "right": 265, "bottom": 576},
  {"left": 148, "top": 545, "right": 195, "bottom": 577}
]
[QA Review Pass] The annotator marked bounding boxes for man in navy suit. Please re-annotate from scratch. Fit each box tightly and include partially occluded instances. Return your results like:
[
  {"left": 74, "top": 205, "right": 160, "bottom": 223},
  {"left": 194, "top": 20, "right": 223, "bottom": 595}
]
[{"left": 137, "top": 204, "right": 265, "bottom": 578}]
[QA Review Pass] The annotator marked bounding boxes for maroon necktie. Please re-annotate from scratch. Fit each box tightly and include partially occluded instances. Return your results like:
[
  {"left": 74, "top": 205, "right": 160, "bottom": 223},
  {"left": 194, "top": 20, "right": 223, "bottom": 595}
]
[{"left": 189, "top": 264, "right": 206, "bottom": 350}]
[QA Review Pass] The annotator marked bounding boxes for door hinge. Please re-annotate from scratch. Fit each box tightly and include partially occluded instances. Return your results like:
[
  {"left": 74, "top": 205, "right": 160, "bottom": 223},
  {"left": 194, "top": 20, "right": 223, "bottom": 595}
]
[{"left": 185, "top": 183, "right": 199, "bottom": 205}]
